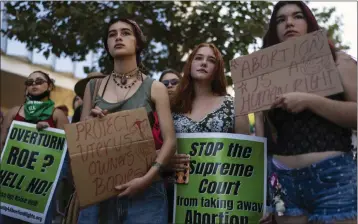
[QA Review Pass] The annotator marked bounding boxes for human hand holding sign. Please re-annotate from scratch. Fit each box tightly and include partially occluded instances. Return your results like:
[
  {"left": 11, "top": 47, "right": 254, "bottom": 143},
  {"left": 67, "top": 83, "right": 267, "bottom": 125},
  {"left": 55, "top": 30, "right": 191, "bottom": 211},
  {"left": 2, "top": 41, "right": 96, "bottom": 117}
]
[
  {"left": 90, "top": 106, "right": 108, "bottom": 118},
  {"left": 115, "top": 176, "right": 152, "bottom": 198},
  {"left": 36, "top": 121, "right": 50, "bottom": 130},
  {"left": 168, "top": 154, "right": 190, "bottom": 171},
  {"left": 271, "top": 92, "right": 315, "bottom": 114}
]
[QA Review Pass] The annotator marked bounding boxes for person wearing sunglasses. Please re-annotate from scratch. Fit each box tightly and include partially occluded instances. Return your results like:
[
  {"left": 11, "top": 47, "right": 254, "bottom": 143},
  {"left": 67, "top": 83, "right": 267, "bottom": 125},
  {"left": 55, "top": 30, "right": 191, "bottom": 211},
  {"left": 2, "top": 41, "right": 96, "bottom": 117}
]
[
  {"left": 154, "top": 68, "right": 181, "bottom": 224},
  {"left": 0, "top": 70, "right": 69, "bottom": 224},
  {"left": 159, "top": 69, "right": 182, "bottom": 100},
  {"left": 152, "top": 69, "right": 182, "bottom": 150}
]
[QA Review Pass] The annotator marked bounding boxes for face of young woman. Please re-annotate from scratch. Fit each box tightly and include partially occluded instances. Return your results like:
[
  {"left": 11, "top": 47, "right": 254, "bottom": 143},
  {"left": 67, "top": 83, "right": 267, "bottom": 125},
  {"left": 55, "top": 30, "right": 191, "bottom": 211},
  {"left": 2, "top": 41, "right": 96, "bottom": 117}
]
[
  {"left": 161, "top": 73, "right": 180, "bottom": 97},
  {"left": 25, "top": 72, "right": 50, "bottom": 96},
  {"left": 107, "top": 21, "right": 137, "bottom": 59},
  {"left": 190, "top": 46, "right": 217, "bottom": 82},
  {"left": 276, "top": 4, "right": 308, "bottom": 43}
]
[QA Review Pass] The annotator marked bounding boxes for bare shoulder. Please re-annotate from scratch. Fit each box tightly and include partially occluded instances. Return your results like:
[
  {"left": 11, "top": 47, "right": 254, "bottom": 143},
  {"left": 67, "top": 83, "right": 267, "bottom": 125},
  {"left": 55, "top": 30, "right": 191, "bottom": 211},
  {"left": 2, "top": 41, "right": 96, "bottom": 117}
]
[
  {"left": 2, "top": 106, "right": 20, "bottom": 127},
  {"left": 335, "top": 51, "right": 357, "bottom": 102},
  {"left": 336, "top": 51, "right": 357, "bottom": 67},
  {"left": 151, "top": 80, "right": 167, "bottom": 90},
  {"left": 53, "top": 108, "right": 67, "bottom": 119},
  {"left": 335, "top": 51, "right": 357, "bottom": 79},
  {"left": 8, "top": 106, "right": 21, "bottom": 117},
  {"left": 151, "top": 80, "right": 169, "bottom": 102}
]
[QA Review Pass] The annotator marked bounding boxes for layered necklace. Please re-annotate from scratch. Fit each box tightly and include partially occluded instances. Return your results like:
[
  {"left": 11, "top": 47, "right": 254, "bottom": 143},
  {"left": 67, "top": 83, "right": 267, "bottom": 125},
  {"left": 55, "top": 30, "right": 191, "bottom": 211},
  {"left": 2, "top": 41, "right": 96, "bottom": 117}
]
[{"left": 111, "top": 68, "right": 141, "bottom": 89}]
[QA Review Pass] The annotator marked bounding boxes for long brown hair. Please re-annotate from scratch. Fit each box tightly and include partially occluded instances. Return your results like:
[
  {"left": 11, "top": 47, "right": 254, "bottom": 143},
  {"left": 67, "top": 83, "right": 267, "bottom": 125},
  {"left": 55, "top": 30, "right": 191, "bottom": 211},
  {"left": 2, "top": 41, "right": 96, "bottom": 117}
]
[
  {"left": 262, "top": 1, "right": 337, "bottom": 61},
  {"left": 171, "top": 43, "right": 227, "bottom": 114}
]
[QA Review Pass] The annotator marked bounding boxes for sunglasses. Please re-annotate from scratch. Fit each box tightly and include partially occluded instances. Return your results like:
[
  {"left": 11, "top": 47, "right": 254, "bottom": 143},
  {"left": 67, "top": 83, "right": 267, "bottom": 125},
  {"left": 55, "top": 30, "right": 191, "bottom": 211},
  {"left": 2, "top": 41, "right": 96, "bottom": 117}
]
[
  {"left": 162, "top": 79, "right": 179, "bottom": 87},
  {"left": 25, "top": 79, "right": 48, "bottom": 86}
]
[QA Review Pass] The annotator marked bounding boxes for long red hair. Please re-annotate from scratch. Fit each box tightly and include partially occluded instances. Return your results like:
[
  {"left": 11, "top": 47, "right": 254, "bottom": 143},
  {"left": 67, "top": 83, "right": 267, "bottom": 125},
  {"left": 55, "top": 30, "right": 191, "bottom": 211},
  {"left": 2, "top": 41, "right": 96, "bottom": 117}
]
[{"left": 171, "top": 43, "right": 227, "bottom": 114}]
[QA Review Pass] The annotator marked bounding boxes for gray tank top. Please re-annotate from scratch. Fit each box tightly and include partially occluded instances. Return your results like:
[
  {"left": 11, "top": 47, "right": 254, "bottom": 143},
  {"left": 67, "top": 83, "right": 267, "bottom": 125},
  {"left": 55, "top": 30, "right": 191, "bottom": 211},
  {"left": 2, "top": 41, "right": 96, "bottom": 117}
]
[{"left": 89, "top": 76, "right": 155, "bottom": 126}]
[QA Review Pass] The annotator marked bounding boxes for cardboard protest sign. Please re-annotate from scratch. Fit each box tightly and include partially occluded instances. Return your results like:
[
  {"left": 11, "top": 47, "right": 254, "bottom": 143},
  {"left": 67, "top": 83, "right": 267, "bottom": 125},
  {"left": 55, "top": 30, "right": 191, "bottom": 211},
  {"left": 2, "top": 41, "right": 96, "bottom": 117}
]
[
  {"left": 230, "top": 30, "right": 344, "bottom": 115},
  {"left": 64, "top": 107, "right": 157, "bottom": 208},
  {"left": 174, "top": 133, "right": 267, "bottom": 224},
  {"left": 0, "top": 121, "right": 67, "bottom": 224}
]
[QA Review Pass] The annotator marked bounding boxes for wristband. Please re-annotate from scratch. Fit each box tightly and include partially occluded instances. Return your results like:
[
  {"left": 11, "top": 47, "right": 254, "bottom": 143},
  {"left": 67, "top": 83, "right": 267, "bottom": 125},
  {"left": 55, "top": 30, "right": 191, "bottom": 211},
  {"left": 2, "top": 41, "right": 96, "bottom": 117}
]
[{"left": 152, "top": 161, "right": 164, "bottom": 171}]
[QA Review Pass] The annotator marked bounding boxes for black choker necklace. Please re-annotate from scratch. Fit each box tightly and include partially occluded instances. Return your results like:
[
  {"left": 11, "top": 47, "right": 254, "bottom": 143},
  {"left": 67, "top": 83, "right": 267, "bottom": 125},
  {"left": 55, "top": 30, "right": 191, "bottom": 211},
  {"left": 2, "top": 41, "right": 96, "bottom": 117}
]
[
  {"left": 112, "top": 70, "right": 141, "bottom": 89},
  {"left": 111, "top": 68, "right": 139, "bottom": 85}
]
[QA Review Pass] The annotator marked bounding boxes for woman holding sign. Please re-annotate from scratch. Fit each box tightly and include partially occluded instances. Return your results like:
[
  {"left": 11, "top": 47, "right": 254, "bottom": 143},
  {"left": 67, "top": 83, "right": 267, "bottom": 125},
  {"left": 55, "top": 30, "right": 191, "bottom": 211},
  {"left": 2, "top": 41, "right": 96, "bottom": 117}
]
[
  {"left": 169, "top": 43, "right": 250, "bottom": 170},
  {"left": 167, "top": 43, "right": 251, "bottom": 223},
  {"left": 256, "top": 1, "right": 357, "bottom": 224},
  {"left": 77, "top": 18, "right": 176, "bottom": 224},
  {"left": 0, "top": 71, "right": 69, "bottom": 224}
]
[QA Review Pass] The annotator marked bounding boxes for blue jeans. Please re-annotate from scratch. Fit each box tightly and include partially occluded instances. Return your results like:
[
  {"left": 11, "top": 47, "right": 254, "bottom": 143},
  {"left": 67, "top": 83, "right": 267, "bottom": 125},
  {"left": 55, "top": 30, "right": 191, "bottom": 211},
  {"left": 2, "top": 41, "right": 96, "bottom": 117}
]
[
  {"left": 268, "top": 152, "right": 357, "bottom": 223},
  {"left": 78, "top": 180, "right": 168, "bottom": 224}
]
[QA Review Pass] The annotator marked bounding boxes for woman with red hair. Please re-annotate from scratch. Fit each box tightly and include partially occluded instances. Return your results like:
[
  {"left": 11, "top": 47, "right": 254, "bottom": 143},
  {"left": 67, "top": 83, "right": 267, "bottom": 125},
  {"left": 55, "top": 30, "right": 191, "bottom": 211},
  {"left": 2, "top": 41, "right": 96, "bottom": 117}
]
[
  {"left": 169, "top": 43, "right": 250, "bottom": 170},
  {"left": 257, "top": 1, "right": 357, "bottom": 224}
]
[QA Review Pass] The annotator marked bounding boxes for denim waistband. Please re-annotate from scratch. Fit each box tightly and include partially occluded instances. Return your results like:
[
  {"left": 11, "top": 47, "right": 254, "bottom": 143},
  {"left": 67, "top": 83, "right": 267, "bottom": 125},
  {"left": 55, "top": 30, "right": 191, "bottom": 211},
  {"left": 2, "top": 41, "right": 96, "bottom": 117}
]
[{"left": 271, "top": 152, "right": 355, "bottom": 178}]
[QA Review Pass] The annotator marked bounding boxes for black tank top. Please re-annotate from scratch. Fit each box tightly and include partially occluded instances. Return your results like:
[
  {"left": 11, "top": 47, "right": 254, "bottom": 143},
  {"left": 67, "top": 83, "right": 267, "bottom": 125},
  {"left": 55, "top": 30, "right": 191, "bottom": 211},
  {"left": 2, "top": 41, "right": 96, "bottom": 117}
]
[{"left": 268, "top": 93, "right": 353, "bottom": 155}]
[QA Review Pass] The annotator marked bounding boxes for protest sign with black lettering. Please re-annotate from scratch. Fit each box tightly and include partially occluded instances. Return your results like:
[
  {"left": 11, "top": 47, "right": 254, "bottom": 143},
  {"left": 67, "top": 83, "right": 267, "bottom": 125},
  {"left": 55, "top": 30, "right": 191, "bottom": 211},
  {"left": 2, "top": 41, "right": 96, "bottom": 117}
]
[
  {"left": 230, "top": 30, "right": 344, "bottom": 115},
  {"left": 0, "top": 121, "right": 67, "bottom": 224},
  {"left": 174, "top": 133, "right": 267, "bottom": 224},
  {"left": 64, "top": 107, "right": 157, "bottom": 208}
]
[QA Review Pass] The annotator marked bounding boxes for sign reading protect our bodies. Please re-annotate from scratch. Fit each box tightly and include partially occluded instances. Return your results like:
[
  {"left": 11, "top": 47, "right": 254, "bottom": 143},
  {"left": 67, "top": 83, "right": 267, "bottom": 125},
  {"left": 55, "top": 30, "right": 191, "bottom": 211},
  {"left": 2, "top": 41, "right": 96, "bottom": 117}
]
[
  {"left": 174, "top": 133, "right": 266, "bottom": 224},
  {"left": 0, "top": 121, "right": 67, "bottom": 223}
]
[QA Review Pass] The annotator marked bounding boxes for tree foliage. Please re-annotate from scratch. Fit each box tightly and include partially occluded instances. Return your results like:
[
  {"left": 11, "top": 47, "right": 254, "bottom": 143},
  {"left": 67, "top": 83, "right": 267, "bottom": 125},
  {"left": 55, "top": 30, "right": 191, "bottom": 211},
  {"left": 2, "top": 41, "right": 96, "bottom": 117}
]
[
  {"left": 2, "top": 1, "right": 349, "bottom": 81},
  {"left": 309, "top": 5, "right": 349, "bottom": 51}
]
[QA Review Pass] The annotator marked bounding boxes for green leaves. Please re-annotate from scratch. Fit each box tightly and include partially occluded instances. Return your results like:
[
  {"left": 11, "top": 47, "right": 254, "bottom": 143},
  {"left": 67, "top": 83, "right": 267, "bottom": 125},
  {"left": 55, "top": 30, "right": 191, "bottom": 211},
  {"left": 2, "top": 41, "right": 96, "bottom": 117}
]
[
  {"left": 310, "top": 5, "right": 349, "bottom": 51},
  {"left": 2, "top": 1, "right": 347, "bottom": 77}
]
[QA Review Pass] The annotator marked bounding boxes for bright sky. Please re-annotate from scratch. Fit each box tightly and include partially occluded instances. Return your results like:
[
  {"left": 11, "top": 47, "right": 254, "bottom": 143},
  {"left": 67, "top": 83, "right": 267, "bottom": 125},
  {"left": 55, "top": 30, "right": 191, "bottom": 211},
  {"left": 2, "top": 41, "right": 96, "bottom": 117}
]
[
  {"left": 308, "top": 1, "right": 357, "bottom": 60},
  {"left": 1, "top": 2, "right": 357, "bottom": 79}
]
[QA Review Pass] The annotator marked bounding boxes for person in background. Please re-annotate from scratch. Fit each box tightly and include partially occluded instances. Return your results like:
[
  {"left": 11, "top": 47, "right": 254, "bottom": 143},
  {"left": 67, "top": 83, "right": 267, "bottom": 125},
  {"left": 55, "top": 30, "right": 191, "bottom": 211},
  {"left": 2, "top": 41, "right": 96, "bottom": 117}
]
[
  {"left": 0, "top": 70, "right": 69, "bottom": 224},
  {"left": 73, "top": 95, "right": 83, "bottom": 111},
  {"left": 71, "top": 97, "right": 82, "bottom": 124},
  {"left": 153, "top": 69, "right": 182, "bottom": 150},
  {"left": 157, "top": 68, "right": 182, "bottom": 224},
  {"left": 256, "top": 1, "right": 357, "bottom": 223},
  {"left": 159, "top": 69, "right": 182, "bottom": 101},
  {"left": 72, "top": 72, "right": 104, "bottom": 124}
]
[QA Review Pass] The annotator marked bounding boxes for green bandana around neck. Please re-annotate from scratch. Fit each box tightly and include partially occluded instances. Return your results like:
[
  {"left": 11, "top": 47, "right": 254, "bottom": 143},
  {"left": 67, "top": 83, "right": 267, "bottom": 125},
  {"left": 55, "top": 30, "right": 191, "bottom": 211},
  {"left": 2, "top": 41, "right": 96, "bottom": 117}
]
[{"left": 24, "top": 98, "right": 55, "bottom": 122}]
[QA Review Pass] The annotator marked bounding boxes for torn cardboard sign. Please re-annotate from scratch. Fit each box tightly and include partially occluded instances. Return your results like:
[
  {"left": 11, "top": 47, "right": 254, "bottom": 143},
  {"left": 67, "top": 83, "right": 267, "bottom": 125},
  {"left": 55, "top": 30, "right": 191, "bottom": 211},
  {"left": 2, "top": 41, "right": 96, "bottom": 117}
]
[
  {"left": 230, "top": 30, "right": 344, "bottom": 115},
  {"left": 64, "top": 107, "right": 157, "bottom": 207}
]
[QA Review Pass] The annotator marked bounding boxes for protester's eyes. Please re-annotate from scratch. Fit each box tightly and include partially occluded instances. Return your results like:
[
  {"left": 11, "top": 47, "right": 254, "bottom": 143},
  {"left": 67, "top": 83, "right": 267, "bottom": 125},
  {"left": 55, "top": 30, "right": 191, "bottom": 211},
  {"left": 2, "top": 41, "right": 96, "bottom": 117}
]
[
  {"left": 108, "top": 32, "right": 116, "bottom": 37},
  {"left": 122, "top": 31, "right": 131, "bottom": 36},
  {"left": 194, "top": 56, "right": 203, "bottom": 61},
  {"left": 295, "top": 14, "right": 305, "bottom": 20},
  {"left": 208, "top": 58, "right": 217, "bottom": 64},
  {"left": 276, "top": 17, "right": 285, "bottom": 24}
]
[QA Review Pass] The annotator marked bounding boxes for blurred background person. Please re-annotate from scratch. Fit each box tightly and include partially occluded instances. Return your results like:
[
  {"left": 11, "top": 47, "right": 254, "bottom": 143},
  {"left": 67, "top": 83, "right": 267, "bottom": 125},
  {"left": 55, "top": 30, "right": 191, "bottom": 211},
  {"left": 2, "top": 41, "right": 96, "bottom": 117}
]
[
  {"left": 158, "top": 68, "right": 182, "bottom": 224},
  {"left": 0, "top": 70, "right": 69, "bottom": 224}
]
